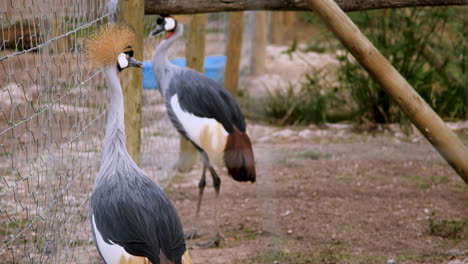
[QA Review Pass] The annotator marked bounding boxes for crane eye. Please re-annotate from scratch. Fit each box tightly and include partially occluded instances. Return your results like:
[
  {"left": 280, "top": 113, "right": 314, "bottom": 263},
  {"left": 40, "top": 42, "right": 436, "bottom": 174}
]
[{"left": 164, "top": 17, "right": 176, "bottom": 31}]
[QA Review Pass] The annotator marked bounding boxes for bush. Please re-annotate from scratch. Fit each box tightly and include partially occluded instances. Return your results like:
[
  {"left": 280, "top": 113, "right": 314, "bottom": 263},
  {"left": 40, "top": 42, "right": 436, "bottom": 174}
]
[
  {"left": 262, "top": 72, "right": 349, "bottom": 125},
  {"left": 337, "top": 7, "right": 466, "bottom": 123},
  {"left": 259, "top": 7, "right": 465, "bottom": 126}
]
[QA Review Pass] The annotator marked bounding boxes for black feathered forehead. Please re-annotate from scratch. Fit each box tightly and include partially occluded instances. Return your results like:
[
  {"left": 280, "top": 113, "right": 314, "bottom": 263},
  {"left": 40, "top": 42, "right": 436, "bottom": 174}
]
[
  {"left": 157, "top": 14, "right": 169, "bottom": 24},
  {"left": 123, "top": 46, "right": 134, "bottom": 57}
]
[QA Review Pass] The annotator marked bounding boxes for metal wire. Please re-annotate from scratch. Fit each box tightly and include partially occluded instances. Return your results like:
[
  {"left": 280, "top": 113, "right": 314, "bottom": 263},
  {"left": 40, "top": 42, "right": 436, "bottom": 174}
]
[{"left": 0, "top": 0, "right": 109, "bottom": 262}]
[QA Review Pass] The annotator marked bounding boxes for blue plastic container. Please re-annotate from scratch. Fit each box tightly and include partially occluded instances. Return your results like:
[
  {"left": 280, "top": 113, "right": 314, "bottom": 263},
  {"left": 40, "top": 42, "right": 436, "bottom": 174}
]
[{"left": 142, "top": 56, "right": 227, "bottom": 90}]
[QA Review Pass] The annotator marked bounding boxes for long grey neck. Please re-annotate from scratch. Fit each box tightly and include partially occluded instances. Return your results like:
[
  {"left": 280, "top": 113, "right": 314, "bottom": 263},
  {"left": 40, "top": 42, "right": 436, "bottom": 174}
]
[
  {"left": 100, "top": 67, "right": 131, "bottom": 169},
  {"left": 152, "top": 24, "right": 184, "bottom": 93}
]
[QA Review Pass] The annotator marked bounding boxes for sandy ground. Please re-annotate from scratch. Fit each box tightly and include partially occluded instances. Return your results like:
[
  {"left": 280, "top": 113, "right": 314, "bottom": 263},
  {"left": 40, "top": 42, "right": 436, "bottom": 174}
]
[{"left": 165, "top": 123, "right": 468, "bottom": 264}]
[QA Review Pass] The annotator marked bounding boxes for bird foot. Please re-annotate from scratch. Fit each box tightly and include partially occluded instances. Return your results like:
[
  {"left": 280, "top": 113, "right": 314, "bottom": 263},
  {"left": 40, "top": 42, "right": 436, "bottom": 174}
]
[{"left": 195, "top": 233, "right": 224, "bottom": 248}]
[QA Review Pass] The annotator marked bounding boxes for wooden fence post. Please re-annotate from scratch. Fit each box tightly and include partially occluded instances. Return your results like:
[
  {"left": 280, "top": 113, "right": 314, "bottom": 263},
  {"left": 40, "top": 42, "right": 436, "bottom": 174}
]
[
  {"left": 271, "top": 12, "right": 284, "bottom": 45},
  {"left": 224, "top": 12, "right": 244, "bottom": 94},
  {"left": 271, "top": 11, "right": 297, "bottom": 45},
  {"left": 251, "top": 11, "right": 268, "bottom": 75},
  {"left": 464, "top": 14, "right": 468, "bottom": 119},
  {"left": 119, "top": 0, "right": 144, "bottom": 164},
  {"left": 177, "top": 14, "right": 208, "bottom": 171},
  {"left": 283, "top": 11, "right": 297, "bottom": 41},
  {"left": 306, "top": 0, "right": 468, "bottom": 183}
]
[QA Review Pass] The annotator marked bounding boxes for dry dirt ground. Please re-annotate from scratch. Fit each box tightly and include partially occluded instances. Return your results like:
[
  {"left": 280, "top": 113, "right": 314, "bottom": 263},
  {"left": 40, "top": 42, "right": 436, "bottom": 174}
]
[{"left": 165, "top": 123, "right": 468, "bottom": 264}]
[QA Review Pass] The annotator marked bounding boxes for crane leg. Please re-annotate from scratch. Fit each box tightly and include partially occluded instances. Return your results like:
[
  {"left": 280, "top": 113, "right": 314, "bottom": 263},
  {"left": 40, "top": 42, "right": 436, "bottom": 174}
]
[
  {"left": 196, "top": 152, "right": 224, "bottom": 247},
  {"left": 185, "top": 164, "right": 206, "bottom": 240}
]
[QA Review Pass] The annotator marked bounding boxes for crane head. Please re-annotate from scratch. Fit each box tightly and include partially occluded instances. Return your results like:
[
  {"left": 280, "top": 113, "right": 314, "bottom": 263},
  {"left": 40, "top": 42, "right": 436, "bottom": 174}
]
[
  {"left": 117, "top": 47, "right": 143, "bottom": 72},
  {"left": 85, "top": 24, "right": 143, "bottom": 70},
  {"left": 149, "top": 15, "right": 177, "bottom": 38}
]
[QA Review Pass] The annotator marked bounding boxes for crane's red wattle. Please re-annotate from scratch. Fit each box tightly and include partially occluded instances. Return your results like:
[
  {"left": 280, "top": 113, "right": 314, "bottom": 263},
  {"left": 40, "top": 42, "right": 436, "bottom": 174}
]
[{"left": 165, "top": 32, "right": 174, "bottom": 39}]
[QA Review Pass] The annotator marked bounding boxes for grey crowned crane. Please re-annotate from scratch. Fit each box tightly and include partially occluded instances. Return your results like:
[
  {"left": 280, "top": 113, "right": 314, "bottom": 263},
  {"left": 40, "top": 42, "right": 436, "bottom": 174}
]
[
  {"left": 85, "top": 24, "right": 192, "bottom": 264},
  {"left": 150, "top": 15, "right": 256, "bottom": 247}
]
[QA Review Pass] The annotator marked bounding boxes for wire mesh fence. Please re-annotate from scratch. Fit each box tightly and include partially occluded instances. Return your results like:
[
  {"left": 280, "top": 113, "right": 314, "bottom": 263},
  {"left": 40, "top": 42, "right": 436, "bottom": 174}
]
[
  {"left": 0, "top": 1, "right": 247, "bottom": 262},
  {"left": 0, "top": 0, "right": 111, "bottom": 262}
]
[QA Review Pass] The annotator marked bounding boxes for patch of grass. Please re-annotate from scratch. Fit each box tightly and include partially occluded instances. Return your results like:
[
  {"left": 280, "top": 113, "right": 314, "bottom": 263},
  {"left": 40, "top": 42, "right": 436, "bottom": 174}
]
[
  {"left": 428, "top": 175, "right": 450, "bottom": 185},
  {"left": 0, "top": 218, "right": 27, "bottom": 236},
  {"left": 0, "top": 168, "right": 12, "bottom": 177},
  {"left": 85, "top": 148, "right": 99, "bottom": 153},
  {"left": 318, "top": 245, "right": 350, "bottom": 264},
  {"left": 170, "top": 174, "right": 185, "bottom": 184},
  {"left": 457, "top": 132, "right": 468, "bottom": 141},
  {"left": 248, "top": 250, "right": 315, "bottom": 264},
  {"left": 396, "top": 252, "right": 466, "bottom": 263},
  {"left": 406, "top": 174, "right": 450, "bottom": 188},
  {"left": 146, "top": 132, "right": 166, "bottom": 137},
  {"left": 7, "top": 219, "right": 26, "bottom": 229},
  {"left": 242, "top": 246, "right": 351, "bottom": 264},
  {"left": 298, "top": 151, "right": 321, "bottom": 160},
  {"left": 428, "top": 213, "right": 468, "bottom": 239},
  {"left": 456, "top": 184, "right": 468, "bottom": 193},
  {"left": 261, "top": 74, "right": 348, "bottom": 126},
  {"left": 297, "top": 151, "right": 331, "bottom": 160},
  {"left": 225, "top": 228, "right": 260, "bottom": 241},
  {"left": 0, "top": 151, "right": 12, "bottom": 157},
  {"left": 159, "top": 177, "right": 171, "bottom": 189},
  {"left": 67, "top": 239, "right": 87, "bottom": 248},
  {"left": 163, "top": 174, "right": 186, "bottom": 191}
]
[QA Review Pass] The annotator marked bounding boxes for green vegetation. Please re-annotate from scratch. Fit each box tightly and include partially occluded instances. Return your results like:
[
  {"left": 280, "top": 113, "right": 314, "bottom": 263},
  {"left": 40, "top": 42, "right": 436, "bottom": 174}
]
[
  {"left": 0, "top": 218, "right": 27, "bottom": 236},
  {"left": 456, "top": 184, "right": 468, "bottom": 193},
  {"left": 0, "top": 151, "right": 12, "bottom": 157},
  {"left": 244, "top": 250, "right": 316, "bottom": 264},
  {"left": 428, "top": 213, "right": 468, "bottom": 239},
  {"left": 225, "top": 228, "right": 260, "bottom": 241},
  {"left": 406, "top": 174, "right": 450, "bottom": 188},
  {"left": 263, "top": 75, "right": 345, "bottom": 125},
  {"left": 163, "top": 174, "right": 185, "bottom": 190},
  {"left": 396, "top": 253, "right": 462, "bottom": 263},
  {"left": 146, "top": 132, "right": 167, "bottom": 137},
  {"left": 297, "top": 150, "right": 331, "bottom": 160},
  {"left": 298, "top": 151, "right": 321, "bottom": 160},
  {"left": 238, "top": 246, "right": 461, "bottom": 264},
  {"left": 240, "top": 246, "right": 351, "bottom": 264},
  {"left": 457, "top": 132, "right": 468, "bottom": 141},
  {"left": 261, "top": 7, "right": 466, "bottom": 127},
  {"left": 339, "top": 7, "right": 466, "bottom": 124}
]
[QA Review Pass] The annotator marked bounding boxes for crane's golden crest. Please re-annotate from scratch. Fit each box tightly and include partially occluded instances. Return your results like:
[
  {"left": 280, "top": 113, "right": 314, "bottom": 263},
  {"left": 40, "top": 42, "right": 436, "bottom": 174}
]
[{"left": 85, "top": 24, "right": 136, "bottom": 67}]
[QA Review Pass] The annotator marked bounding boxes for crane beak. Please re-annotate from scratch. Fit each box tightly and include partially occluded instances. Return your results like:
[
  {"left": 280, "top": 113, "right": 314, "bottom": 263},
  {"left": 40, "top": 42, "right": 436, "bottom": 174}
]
[
  {"left": 149, "top": 24, "right": 165, "bottom": 37},
  {"left": 127, "top": 57, "right": 143, "bottom": 68}
]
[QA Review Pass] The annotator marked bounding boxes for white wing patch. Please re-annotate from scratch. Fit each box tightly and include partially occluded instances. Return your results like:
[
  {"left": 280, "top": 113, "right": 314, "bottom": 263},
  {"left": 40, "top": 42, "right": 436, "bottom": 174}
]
[
  {"left": 170, "top": 94, "right": 228, "bottom": 152},
  {"left": 92, "top": 215, "right": 144, "bottom": 264}
]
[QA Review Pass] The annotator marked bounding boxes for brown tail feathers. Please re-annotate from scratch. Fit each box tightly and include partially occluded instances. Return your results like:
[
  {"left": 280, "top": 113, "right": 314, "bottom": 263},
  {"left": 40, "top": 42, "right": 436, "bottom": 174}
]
[{"left": 223, "top": 127, "right": 256, "bottom": 182}]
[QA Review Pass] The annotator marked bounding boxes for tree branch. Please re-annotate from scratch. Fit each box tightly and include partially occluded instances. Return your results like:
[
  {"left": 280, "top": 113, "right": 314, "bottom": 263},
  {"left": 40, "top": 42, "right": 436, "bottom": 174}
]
[{"left": 145, "top": 0, "right": 465, "bottom": 14}]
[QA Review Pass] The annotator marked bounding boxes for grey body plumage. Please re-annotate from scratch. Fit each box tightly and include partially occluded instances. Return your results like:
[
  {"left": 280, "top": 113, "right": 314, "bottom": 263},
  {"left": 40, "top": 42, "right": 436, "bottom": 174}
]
[
  {"left": 88, "top": 30, "right": 186, "bottom": 263},
  {"left": 152, "top": 23, "right": 245, "bottom": 149},
  {"left": 151, "top": 16, "right": 256, "bottom": 247}
]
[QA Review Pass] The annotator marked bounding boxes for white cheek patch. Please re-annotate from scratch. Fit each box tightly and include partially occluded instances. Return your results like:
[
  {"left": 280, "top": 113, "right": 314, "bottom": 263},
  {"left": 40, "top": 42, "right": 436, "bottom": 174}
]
[
  {"left": 117, "top": 53, "right": 128, "bottom": 68},
  {"left": 164, "top": 18, "right": 176, "bottom": 31}
]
